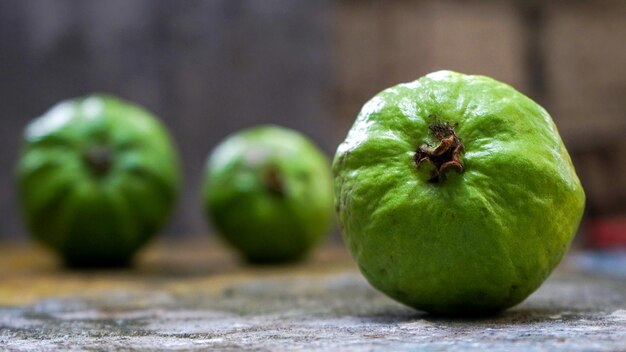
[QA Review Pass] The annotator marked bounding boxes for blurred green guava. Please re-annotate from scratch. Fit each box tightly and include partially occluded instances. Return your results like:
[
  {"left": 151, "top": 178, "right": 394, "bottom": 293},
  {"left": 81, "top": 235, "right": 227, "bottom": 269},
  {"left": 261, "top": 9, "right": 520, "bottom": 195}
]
[
  {"left": 333, "top": 71, "right": 585, "bottom": 315},
  {"left": 203, "top": 125, "right": 334, "bottom": 263},
  {"left": 17, "top": 94, "right": 180, "bottom": 267}
]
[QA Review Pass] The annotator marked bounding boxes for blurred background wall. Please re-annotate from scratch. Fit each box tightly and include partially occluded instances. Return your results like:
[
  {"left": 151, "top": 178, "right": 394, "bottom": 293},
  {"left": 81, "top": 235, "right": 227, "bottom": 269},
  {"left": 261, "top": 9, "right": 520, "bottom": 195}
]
[{"left": 1, "top": 0, "right": 625, "bottom": 242}]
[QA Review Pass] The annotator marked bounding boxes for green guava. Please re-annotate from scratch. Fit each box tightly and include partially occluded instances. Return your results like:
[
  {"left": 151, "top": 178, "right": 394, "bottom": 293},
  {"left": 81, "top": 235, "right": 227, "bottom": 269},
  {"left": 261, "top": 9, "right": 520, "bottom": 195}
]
[
  {"left": 333, "top": 71, "right": 585, "bottom": 315},
  {"left": 17, "top": 95, "right": 180, "bottom": 267},
  {"left": 203, "top": 125, "right": 334, "bottom": 263}
]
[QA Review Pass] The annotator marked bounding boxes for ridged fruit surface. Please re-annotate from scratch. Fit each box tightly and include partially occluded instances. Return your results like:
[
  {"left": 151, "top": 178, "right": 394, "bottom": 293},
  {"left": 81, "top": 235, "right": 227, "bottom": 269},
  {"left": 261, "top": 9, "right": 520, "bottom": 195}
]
[
  {"left": 204, "top": 125, "right": 333, "bottom": 263},
  {"left": 333, "top": 71, "right": 585, "bottom": 315},
  {"left": 17, "top": 95, "right": 180, "bottom": 267}
]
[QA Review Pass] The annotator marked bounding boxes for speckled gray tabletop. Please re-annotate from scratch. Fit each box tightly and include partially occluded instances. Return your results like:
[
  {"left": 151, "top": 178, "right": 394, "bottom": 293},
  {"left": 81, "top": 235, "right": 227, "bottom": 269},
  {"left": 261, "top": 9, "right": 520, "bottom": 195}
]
[{"left": 0, "top": 241, "right": 624, "bottom": 351}]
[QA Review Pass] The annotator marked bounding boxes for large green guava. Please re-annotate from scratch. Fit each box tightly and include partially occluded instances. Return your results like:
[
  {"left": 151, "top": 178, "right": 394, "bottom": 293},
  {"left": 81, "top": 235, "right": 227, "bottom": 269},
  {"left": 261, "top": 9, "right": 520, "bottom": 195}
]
[
  {"left": 17, "top": 95, "right": 180, "bottom": 267},
  {"left": 203, "top": 125, "right": 334, "bottom": 263},
  {"left": 333, "top": 71, "right": 585, "bottom": 315}
]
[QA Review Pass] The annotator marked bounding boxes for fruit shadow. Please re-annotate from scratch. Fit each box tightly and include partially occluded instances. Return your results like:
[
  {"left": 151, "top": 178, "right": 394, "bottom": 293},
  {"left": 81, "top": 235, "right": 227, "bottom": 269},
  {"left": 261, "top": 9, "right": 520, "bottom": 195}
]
[
  {"left": 58, "top": 254, "right": 324, "bottom": 281},
  {"left": 355, "top": 306, "right": 585, "bottom": 326}
]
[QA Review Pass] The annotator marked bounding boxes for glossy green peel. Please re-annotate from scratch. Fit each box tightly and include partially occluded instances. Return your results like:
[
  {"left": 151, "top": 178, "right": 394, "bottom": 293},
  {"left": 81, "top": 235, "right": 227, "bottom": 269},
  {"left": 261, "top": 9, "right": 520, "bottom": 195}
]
[
  {"left": 17, "top": 95, "right": 180, "bottom": 267},
  {"left": 203, "top": 126, "right": 334, "bottom": 263},
  {"left": 333, "top": 71, "right": 585, "bottom": 315}
]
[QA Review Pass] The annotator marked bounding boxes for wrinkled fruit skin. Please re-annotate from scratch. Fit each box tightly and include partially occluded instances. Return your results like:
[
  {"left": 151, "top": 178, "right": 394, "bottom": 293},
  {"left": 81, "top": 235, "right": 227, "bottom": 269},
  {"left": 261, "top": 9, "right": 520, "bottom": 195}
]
[
  {"left": 203, "top": 125, "right": 334, "bottom": 263},
  {"left": 333, "top": 71, "right": 585, "bottom": 315},
  {"left": 17, "top": 95, "right": 180, "bottom": 267}
]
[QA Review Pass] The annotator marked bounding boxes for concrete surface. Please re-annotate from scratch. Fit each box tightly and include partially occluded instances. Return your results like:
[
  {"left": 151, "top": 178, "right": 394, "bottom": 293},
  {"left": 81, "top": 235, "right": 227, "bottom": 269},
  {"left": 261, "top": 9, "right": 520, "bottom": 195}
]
[{"left": 0, "top": 241, "right": 624, "bottom": 351}]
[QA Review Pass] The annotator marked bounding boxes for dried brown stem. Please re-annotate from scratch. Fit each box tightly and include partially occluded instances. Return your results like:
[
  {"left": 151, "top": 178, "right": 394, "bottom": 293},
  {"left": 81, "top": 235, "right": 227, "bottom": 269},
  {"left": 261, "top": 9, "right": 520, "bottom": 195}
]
[{"left": 414, "top": 122, "right": 465, "bottom": 183}]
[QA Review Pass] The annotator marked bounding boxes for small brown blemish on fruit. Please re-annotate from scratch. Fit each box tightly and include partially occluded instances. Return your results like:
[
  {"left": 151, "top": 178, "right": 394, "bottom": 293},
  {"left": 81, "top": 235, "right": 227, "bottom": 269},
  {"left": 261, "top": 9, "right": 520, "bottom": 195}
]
[
  {"left": 263, "top": 166, "right": 285, "bottom": 197},
  {"left": 83, "top": 146, "right": 113, "bottom": 177}
]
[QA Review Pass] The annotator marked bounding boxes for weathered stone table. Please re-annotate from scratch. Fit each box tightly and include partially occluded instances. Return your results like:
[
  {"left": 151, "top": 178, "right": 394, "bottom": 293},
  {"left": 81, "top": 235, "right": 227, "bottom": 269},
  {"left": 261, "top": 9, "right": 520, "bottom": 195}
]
[{"left": 0, "top": 239, "right": 624, "bottom": 351}]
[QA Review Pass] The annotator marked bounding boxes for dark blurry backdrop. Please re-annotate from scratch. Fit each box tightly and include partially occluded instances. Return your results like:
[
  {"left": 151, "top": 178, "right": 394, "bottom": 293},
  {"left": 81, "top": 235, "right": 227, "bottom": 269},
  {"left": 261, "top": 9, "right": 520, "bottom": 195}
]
[{"left": 1, "top": 0, "right": 625, "bottom": 241}]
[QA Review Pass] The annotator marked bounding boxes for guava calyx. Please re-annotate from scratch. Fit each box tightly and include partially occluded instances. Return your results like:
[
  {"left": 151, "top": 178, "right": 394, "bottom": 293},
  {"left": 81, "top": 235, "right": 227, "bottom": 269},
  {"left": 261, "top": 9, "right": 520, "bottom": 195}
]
[
  {"left": 83, "top": 145, "right": 113, "bottom": 177},
  {"left": 263, "top": 166, "right": 285, "bottom": 196},
  {"left": 414, "top": 122, "right": 464, "bottom": 183}
]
